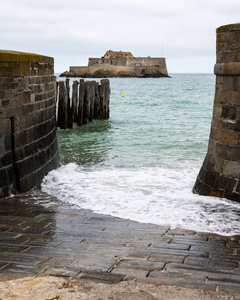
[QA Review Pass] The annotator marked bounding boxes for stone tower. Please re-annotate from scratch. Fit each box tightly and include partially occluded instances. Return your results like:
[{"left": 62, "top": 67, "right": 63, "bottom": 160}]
[{"left": 193, "top": 23, "right": 240, "bottom": 202}]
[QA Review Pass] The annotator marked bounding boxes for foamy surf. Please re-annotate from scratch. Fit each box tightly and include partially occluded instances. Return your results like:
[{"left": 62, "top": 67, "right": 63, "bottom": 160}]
[{"left": 41, "top": 162, "right": 240, "bottom": 236}]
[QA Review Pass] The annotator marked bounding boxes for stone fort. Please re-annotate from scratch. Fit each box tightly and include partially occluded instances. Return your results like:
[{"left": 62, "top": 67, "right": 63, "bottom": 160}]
[{"left": 66, "top": 50, "right": 169, "bottom": 78}]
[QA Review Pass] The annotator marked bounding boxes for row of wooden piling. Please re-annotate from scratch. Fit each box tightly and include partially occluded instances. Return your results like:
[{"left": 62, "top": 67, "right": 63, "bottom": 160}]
[{"left": 56, "top": 79, "right": 110, "bottom": 129}]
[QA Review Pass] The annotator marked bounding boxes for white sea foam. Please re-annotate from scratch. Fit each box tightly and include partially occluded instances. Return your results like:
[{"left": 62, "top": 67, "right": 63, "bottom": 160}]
[{"left": 42, "top": 162, "right": 240, "bottom": 236}]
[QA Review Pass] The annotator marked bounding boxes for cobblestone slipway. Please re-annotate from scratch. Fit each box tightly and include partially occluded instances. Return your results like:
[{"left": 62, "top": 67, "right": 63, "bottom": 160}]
[{"left": 0, "top": 190, "right": 239, "bottom": 299}]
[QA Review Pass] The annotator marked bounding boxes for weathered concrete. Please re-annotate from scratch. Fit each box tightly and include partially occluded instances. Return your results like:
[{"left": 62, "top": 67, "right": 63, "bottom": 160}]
[
  {"left": 0, "top": 190, "right": 239, "bottom": 297},
  {"left": 193, "top": 23, "right": 240, "bottom": 202},
  {"left": 0, "top": 50, "right": 59, "bottom": 198}
]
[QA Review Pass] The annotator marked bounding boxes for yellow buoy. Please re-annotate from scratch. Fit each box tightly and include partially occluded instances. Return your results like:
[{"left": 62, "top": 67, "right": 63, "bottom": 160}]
[{"left": 122, "top": 93, "right": 125, "bottom": 97}]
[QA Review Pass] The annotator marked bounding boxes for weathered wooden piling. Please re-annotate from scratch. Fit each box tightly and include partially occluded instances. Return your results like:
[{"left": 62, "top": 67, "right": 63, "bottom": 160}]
[
  {"left": 89, "top": 81, "right": 95, "bottom": 123},
  {"left": 57, "top": 78, "right": 110, "bottom": 128},
  {"left": 100, "top": 79, "right": 110, "bottom": 119},
  {"left": 66, "top": 79, "right": 73, "bottom": 129},
  {"left": 83, "top": 81, "right": 91, "bottom": 125},
  {"left": 78, "top": 79, "right": 85, "bottom": 126},
  {"left": 57, "top": 81, "right": 68, "bottom": 129},
  {"left": 94, "top": 81, "right": 101, "bottom": 119},
  {"left": 72, "top": 80, "right": 79, "bottom": 123}
]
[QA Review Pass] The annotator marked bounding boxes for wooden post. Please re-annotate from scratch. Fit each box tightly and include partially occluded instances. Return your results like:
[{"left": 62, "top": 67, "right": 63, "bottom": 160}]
[
  {"left": 83, "top": 81, "right": 90, "bottom": 124},
  {"left": 105, "top": 79, "right": 110, "bottom": 119},
  {"left": 55, "top": 81, "right": 59, "bottom": 125},
  {"left": 94, "top": 81, "right": 100, "bottom": 119},
  {"left": 98, "top": 84, "right": 103, "bottom": 119},
  {"left": 100, "top": 79, "right": 110, "bottom": 119},
  {"left": 66, "top": 79, "right": 73, "bottom": 128},
  {"left": 57, "top": 81, "right": 68, "bottom": 129},
  {"left": 57, "top": 79, "right": 110, "bottom": 128},
  {"left": 77, "top": 79, "right": 84, "bottom": 126},
  {"left": 72, "top": 80, "right": 79, "bottom": 123},
  {"left": 89, "top": 81, "right": 95, "bottom": 122}
]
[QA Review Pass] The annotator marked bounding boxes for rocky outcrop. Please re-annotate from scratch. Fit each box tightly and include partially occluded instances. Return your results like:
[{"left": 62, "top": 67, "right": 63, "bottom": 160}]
[
  {"left": 60, "top": 68, "right": 169, "bottom": 78},
  {"left": 59, "top": 70, "right": 76, "bottom": 77}
]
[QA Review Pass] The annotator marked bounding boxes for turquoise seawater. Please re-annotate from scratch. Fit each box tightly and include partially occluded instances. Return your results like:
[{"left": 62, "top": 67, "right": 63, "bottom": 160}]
[
  {"left": 56, "top": 74, "right": 213, "bottom": 167},
  {"left": 42, "top": 74, "right": 240, "bottom": 236}
]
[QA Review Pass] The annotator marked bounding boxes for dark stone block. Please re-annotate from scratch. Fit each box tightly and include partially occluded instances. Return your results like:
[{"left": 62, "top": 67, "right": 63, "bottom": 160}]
[
  {"left": 198, "top": 166, "right": 217, "bottom": 187},
  {"left": 0, "top": 136, "right": 4, "bottom": 155},
  {"left": 215, "top": 174, "right": 236, "bottom": 194},
  {"left": 1, "top": 151, "right": 13, "bottom": 167},
  {"left": 224, "top": 192, "right": 240, "bottom": 202},
  {"left": 117, "top": 259, "right": 164, "bottom": 271},
  {"left": 4, "top": 134, "right": 11, "bottom": 152},
  {"left": 14, "top": 130, "right": 28, "bottom": 148},
  {"left": 14, "top": 148, "right": 25, "bottom": 161},
  {"left": 35, "top": 94, "right": 42, "bottom": 101},
  {"left": 202, "top": 155, "right": 216, "bottom": 172},
  {"left": 185, "top": 257, "right": 239, "bottom": 270},
  {"left": 193, "top": 176, "right": 212, "bottom": 196},
  {"left": 44, "top": 267, "right": 78, "bottom": 278},
  {"left": 0, "top": 263, "right": 41, "bottom": 275},
  {"left": 221, "top": 104, "right": 237, "bottom": 120},
  {"left": 25, "top": 103, "right": 34, "bottom": 114},
  {"left": 221, "top": 120, "right": 240, "bottom": 131},
  {"left": 75, "top": 270, "right": 125, "bottom": 284},
  {"left": 0, "top": 168, "right": 8, "bottom": 187},
  {"left": 0, "top": 253, "right": 43, "bottom": 264},
  {"left": 33, "top": 122, "right": 49, "bottom": 141},
  {"left": 19, "top": 169, "right": 43, "bottom": 192},
  {"left": 216, "top": 143, "right": 240, "bottom": 162},
  {"left": 24, "top": 142, "right": 38, "bottom": 157},
  {"left": 236, "top": 182, "right": 240, "bottom": 193}
]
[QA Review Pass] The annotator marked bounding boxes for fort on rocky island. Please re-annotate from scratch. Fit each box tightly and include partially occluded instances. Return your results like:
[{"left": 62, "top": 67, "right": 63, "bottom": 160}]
[{"left": 60, "top": 50, "right": 169, "bottom": 78}]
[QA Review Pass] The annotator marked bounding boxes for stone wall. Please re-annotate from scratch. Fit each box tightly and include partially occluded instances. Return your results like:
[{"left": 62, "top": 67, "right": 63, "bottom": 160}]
[
  {"left": 193, "top": 23, "right": 240, "bottom": 202},
  {"left": 0, "top": 50, "right": 59, "bottom": 198},
  {"left": 88, "top": 57, "right": 166, "bottom": 68},
  {"left": 69, "top": 57, "right": 168, "bottom": 78}
]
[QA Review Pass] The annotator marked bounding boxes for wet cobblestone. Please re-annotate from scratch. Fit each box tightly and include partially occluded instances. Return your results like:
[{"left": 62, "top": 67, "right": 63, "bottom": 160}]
[{"left": 0, "top": 190, "right": 239, "bottom": 295}]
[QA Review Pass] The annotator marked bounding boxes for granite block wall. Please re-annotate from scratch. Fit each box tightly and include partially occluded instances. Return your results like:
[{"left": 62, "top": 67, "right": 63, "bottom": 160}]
[
  {"left": 193, "top": 23, "right": 240, "bottom": 202},
  {"left": 69, "top": 57, "right": 168, "bottom": 78},
  {"left": 0, "top": 50, "right": 59, "bottom": 198}
]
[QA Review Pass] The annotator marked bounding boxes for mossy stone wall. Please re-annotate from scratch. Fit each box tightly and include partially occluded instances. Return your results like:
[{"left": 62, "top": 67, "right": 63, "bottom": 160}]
[{"left": 0, "top": 50, "right": 59, "bottom": 198}]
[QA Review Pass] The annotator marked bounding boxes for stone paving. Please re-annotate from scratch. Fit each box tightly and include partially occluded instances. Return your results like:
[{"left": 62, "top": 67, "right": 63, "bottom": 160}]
[{"left": 0, "top": 190, "right": 239, "bottom": 295}]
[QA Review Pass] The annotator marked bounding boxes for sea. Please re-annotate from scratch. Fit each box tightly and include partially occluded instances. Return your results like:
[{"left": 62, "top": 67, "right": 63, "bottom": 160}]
[{"left": 41, "top": 73, "right": 240, "bottom": 236}]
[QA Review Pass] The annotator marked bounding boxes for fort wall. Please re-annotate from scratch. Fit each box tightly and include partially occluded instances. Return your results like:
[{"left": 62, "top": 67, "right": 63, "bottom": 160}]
[
  {"left": 193, "top": 23, "right": 240, "bottom": 202},
  {"left": 68, "top": 56, "right": 168, "bottom": 78},
  {"left": 88, "top": 57, "right": 166, "bottom": 68},
  {"left": 0, "top": 50, "right": 59, "bottom": 198}
]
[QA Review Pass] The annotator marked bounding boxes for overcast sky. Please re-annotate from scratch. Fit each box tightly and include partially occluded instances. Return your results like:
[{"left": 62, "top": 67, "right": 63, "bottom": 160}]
[{"left": 1, "top": 0, "right": 239, "bottom": 73}]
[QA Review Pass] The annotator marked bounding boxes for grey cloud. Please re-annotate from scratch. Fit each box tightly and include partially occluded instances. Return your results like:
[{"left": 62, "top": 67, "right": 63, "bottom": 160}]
[{"left": 0, "top": 0, "right": 239, "bottom": 73}]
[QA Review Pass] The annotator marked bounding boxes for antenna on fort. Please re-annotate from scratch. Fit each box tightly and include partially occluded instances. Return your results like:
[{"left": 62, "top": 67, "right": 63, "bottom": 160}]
[{"left": 161, "top": 42, "right": 163, "bottom": 57}]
